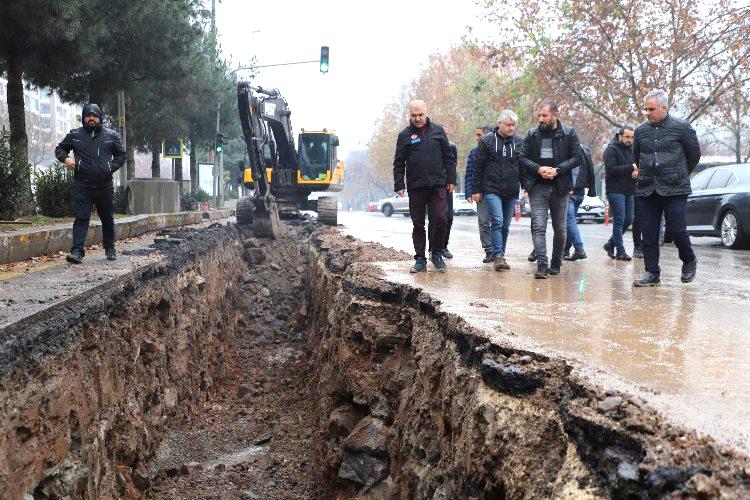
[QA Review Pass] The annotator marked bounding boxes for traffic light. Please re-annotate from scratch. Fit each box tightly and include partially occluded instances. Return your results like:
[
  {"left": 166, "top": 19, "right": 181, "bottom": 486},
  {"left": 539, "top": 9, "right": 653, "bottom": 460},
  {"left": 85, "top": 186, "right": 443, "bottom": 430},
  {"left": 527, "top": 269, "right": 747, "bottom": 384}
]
[
  {"left": 320, "top": 46, "right": 329, "bottom": 73},
  {"left": 215, "top": 133, "right": 225, "bottom": 154}
]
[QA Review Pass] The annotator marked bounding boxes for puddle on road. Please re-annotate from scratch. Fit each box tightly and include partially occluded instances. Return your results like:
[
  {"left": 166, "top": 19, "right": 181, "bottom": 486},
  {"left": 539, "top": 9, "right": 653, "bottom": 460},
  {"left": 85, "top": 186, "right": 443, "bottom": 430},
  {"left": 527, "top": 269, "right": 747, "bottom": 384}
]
[{"left": 339, "top": 212, "right": 750, "bottom": 454}]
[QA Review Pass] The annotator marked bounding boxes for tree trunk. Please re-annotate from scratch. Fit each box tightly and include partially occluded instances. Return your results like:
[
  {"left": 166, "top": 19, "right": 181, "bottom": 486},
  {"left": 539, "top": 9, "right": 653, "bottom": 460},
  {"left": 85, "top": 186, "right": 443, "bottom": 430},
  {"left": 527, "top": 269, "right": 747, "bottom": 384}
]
[
  {"left": 151, "top": 144, "right": 161, "bottom": 178},
  {"left": 125, "top": 94, "right": 135, "bottom": 179},
  {"left": 175, "top": 157, "right": 183, "bottom": 196},
  {"left": 5, "top": 51, "right": 33, "bottom": 213},
  {"left": 126, "top": 139, "right": 136, "bottom": 179},
  {"left": 189, "top": 144, "right": 198, "bottom": 193}
]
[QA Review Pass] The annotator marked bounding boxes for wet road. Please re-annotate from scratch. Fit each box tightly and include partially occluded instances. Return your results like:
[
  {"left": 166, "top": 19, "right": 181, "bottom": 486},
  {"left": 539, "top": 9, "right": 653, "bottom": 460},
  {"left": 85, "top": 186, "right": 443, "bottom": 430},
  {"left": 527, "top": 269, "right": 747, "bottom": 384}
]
[{"left": 339, "top": 211, "right": 750, "bottom": 454}]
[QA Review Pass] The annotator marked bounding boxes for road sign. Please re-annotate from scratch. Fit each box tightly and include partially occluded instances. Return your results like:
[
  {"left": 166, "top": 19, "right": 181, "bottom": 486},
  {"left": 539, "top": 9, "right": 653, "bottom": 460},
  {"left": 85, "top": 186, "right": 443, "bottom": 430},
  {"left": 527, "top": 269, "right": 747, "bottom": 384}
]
[{"left": 163, "top": 139, "right": 183, "bottom": 159}]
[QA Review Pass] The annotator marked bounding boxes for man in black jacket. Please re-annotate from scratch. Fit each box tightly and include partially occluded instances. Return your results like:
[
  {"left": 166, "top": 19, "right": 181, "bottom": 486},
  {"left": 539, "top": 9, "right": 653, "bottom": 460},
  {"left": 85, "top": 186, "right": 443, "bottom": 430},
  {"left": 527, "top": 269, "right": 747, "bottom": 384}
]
[
  {"left": 603, "top": 126, "right": 637, "bottom": 260},
  {"left": 632, "top": 89, "right": 700, "bottom": 286},
  {"left": 393, "top": 100, "right": 456, "bottom": 273},
  {"left": 472, "top": 110, "right": 523, "bottom": 271},
  {"left": 563, "top": 144, "right": 597, "bottom": 261},
  {"left": 428, "top": 136, "right": 458, "bottom": 259},
  {"left": 56, "top": 104, "right": 126, "bottom": 264},
  {"left": 520, "top": 101, "right": 581, "bottom": 279}
]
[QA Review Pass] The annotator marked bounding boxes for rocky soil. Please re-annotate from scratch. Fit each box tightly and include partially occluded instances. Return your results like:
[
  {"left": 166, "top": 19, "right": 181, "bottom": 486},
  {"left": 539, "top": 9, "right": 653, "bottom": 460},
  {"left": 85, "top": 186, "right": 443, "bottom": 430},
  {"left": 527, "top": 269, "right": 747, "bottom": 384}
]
[{"left": 2, "top": 216, "right": 750, "bottom": 499}]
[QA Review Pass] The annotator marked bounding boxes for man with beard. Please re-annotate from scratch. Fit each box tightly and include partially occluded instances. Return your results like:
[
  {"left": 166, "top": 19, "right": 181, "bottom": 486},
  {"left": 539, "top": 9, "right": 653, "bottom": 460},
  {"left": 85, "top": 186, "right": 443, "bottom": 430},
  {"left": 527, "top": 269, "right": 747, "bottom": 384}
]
[
  {"left": 603, "top": 126, "right": 637, "bottom": 260},
  {"left": 55, "top": 103, "right": 126, "bottom": 264},
  {"left": 393, "top": 100, "right": 456, "bottom": 273},
  {"left": 520, "top": 101, "right": 581, "bottom": 279}
]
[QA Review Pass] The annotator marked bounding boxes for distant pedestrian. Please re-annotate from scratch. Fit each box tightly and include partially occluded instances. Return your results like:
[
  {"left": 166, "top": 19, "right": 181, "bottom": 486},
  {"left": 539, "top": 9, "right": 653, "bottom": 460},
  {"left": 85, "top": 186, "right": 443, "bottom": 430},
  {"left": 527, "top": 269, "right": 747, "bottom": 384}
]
[
  {"left": 464, "top": 125, "right": 494, "bottom": 262},
  {"left": 55, "top": 103, "right": 126, "bottom": 264},
  {"left": 603, "top": 126, "right": 637, "bottom": 260},
  {"left": 393, "top": 100, "right": 456, "bottom": 273},
  {"left": 632, "top": 89, "right": 700, "bottom": 287},
  {"left": 428, "top": 130, "right": 458, "bottom": 259},
  {"left": 520, "top": 101, "right": 581, "bottom": 279},
  {"left": 472, "top": 110, "right": 523, "bottom": 271},
  {"left": 563, "top": 143, "right": 597, "bottom": 261}
]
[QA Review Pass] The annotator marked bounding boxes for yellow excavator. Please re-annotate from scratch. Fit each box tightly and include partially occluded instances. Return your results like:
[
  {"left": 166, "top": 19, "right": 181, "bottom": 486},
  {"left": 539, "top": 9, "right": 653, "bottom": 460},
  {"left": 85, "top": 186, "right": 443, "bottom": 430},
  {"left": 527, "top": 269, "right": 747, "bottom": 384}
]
[{"left": 236, "top": 83, "right": 344, "bottom": 237}]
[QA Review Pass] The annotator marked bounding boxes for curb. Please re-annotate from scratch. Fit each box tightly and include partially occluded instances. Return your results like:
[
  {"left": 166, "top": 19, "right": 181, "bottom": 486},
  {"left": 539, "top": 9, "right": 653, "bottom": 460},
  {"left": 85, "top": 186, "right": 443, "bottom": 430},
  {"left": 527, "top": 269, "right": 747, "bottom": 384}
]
[{"left": 0, "top": 210, "right": 234, "bottom": 265}]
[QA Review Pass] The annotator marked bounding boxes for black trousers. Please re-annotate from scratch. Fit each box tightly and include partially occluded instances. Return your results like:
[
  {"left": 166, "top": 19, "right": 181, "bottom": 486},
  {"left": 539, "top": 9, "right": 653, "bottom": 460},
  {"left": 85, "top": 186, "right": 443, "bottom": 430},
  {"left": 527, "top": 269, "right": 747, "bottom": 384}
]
[
  {"left": 428, "top": 191, "right": 453, "bottom": 252},
  {"left": 72, "top": 182, "right": 115, "bottom": 253},
  {"left": 632, "top": 197, "right": 642, "bottom": 248},
  {"left": 638, "top": 193, "right": 695, "bottom": 275},
  {"left": 409, "top": 186, "right": 448, "bottom": 259}
]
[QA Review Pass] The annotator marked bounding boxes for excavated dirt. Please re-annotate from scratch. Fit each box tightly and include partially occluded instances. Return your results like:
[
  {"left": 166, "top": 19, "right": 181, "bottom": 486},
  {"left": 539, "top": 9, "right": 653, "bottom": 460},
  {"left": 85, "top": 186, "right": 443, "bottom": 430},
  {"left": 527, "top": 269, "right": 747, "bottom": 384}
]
[{"left": 2, "top": 217, "right": 750, "bottom": 499}]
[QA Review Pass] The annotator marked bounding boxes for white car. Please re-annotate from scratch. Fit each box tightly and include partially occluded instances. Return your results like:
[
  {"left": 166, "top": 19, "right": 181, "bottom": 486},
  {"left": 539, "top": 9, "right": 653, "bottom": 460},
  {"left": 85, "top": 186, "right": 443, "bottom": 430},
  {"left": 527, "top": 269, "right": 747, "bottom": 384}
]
[
  {"left": 377, "top": 193, "right": 410, "bottom": 217},
  {"left": 576, "top": 194, "right": 606, "bottom": 223},
  {"left": 453, "top": 192, "right": 477, "bottom": 215}
]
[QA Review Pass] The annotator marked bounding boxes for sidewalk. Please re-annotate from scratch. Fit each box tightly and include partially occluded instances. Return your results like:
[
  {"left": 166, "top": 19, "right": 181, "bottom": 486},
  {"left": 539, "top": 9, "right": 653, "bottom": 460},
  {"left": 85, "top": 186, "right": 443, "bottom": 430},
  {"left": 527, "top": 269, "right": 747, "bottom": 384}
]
[{"left": 0, "top": 209, "right": 234, "bottom": 264}]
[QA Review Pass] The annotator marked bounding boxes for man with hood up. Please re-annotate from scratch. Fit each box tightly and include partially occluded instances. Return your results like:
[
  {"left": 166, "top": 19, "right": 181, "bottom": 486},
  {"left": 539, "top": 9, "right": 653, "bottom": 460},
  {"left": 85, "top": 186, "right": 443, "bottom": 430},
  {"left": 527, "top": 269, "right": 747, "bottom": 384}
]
[{"left": 55, "top": 103, "right": 126, "bottom": 263}]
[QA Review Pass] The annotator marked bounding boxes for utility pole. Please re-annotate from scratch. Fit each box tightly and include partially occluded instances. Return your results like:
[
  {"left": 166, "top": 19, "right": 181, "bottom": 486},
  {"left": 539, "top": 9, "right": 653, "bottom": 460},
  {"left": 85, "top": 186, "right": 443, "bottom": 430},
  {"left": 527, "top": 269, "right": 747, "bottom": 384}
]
[
  {"left": 213, "top": 102, "right": 220, "bottom": 208},
  {"left": 117, "top": 90, "right": 127, "bottom": 187}
]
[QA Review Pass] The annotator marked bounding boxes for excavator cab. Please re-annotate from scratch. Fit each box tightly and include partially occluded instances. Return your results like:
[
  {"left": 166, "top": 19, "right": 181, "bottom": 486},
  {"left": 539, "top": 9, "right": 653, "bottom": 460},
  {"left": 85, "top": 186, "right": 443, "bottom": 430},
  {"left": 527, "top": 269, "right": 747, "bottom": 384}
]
[{"left": 297, "top": 130, "right": 344, "bottom": 192}]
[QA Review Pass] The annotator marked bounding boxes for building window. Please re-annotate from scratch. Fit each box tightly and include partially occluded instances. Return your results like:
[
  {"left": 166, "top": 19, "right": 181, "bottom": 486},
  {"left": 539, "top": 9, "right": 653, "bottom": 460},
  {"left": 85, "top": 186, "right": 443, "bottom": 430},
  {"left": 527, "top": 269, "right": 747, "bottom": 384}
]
[
  {"left": 41, "top": 116, "right": 51, "bottom": 128},
  {"left": 41, "top": 102, "right": 50, "bottom": 115}
]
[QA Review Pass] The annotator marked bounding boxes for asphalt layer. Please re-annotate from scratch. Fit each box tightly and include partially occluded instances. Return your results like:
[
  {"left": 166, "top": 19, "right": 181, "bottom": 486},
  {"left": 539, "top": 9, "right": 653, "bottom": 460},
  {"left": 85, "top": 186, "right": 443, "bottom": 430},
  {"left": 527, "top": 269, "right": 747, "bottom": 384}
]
[{"left": 339, "top": 211, "right": 750, "bottom": 455}]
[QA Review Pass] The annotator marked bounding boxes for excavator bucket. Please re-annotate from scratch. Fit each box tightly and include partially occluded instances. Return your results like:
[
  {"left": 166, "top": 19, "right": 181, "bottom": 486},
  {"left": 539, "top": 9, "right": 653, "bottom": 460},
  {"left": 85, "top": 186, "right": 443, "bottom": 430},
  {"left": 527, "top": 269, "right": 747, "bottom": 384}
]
[{"left": 252, "top": 195, "right": 281, "bottom": 238}]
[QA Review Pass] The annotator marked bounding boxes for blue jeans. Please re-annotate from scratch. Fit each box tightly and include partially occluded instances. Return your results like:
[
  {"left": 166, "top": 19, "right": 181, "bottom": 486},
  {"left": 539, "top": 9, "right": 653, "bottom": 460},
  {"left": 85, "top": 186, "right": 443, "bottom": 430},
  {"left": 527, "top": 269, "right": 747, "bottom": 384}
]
[
  {"left": 607, "top": 193, "right": 634, "bottom": 252},
  {"left": 484, "top": 194, "right": 516, "bottom": 255},
  {"left": 639, "top": 194, "right": 695, "bottom": 275},
  {"left": 564, "top": 194, "right": 584, "bottom": 253}
]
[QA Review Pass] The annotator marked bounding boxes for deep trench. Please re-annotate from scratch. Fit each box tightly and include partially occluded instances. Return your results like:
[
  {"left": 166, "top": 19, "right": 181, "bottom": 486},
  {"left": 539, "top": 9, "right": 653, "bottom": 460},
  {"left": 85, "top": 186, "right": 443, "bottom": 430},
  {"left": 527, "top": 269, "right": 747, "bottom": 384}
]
[{"left": 1, "top": 217, "right": 749, "bottom": 499}]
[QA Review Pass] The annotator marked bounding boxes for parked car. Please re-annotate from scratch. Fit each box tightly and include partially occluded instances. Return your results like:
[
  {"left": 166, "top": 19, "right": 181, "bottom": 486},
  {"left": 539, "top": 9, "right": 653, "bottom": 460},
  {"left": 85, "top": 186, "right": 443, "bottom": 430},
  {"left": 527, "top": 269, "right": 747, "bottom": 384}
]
[
  {"left": 367, "top": 201, "right": 379, "bottom": 212},
  {"left": 687, "top": 164, "right": 750, "bottom": 249},
  {"left": 453, "top": 192, "right": 477, "bottom": 215},
  {"left": 377, "top": 192, "right": 410, "bottom": 217},
  {"left": 576, "top": 193, "right": 606, "bottom": 223}
]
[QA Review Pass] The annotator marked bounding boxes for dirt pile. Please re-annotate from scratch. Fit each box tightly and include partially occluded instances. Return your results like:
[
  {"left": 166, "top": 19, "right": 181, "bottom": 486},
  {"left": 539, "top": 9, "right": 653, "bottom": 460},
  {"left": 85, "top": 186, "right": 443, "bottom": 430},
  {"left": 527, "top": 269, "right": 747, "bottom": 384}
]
[{"left": 2, "top": 217, "right": 749, "bottom": 499}]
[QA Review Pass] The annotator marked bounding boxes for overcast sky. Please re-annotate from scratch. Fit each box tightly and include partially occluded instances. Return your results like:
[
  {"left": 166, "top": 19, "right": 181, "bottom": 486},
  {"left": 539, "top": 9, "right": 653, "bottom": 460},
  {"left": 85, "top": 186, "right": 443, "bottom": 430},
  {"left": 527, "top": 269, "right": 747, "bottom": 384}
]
[{"left": 216, "top": 0, "right": 492, "bottom": 156}]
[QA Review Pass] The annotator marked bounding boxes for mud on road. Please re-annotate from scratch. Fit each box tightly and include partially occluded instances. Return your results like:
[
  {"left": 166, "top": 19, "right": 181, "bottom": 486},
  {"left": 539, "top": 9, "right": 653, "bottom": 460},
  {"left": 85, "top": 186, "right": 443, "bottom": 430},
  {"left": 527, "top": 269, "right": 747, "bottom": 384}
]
[{"left": 1, "top": 216, "right": 750, "bottom": 499}]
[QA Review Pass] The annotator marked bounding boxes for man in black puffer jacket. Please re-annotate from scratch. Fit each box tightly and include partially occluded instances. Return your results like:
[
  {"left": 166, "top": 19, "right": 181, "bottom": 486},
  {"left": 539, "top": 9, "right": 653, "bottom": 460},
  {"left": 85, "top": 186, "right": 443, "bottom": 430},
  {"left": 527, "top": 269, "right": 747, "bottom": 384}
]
[
  {"left": 520, "top": 101, "right": 581, "bottom": 279},
  {"left": 393, "top": 99, "right": 456, "bottom": 273},
  {"left": 632, "top": 89, "right": 700, "bottom": 287},
  {"left": 563, "top": 143, "right": 597, "bottom": 261},
  {"left": 472, "top": 110, "right": 523, "bottom": 271},
  {"left": 55, "top": 103, "right": 126, "bottom": 264},
  {"left": 603, "top": 126, "right": 636, "bottom": 260}
]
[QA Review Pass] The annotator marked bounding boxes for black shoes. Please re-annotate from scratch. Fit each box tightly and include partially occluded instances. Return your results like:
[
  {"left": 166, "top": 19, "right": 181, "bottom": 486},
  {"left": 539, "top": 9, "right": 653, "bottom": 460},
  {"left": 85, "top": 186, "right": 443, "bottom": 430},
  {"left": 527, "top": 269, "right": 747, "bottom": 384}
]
[
  {"left": 430, "top": 252, "right": 447, "bottom": 273},
  {"left": 633, "top": 246, "right": 644, "bottom": 259},
  {"left": 443, "top": 248, "right": 454, "bottom": 259},
  {"left": 528, "top": 249, "right": 538, "bottom": 262},
  {"left": 603, "top": 242, "right": 615, "bottom": 259},
  {"left": 548, "top": 260, "right": 561, "bottom": 275},
  {"left": 105, "top": 248, "right": 117, "bottom": 261},
  {"left": 633, "top": 272, "right": 660, "bottom": 287},
  {"left": 681, "top": 260, "right": 697, "bottom": 283},
  {"left": 534, "top": 262, "right": 549, "bottom": 279},
  {"left": 410, "top": 258, "right": 427, "bottom": 273},
  {"left": 565, "top": 248, "right": 587, "bottom": 261},
  {"left": 615, "top": 249, "right": 632, "bottom": 261},
  {"left": 66, "top": 250, "right": 84, "bottom": 264},
  {"left": 482, "top": 250, "right": 494, "bottom": 263}
]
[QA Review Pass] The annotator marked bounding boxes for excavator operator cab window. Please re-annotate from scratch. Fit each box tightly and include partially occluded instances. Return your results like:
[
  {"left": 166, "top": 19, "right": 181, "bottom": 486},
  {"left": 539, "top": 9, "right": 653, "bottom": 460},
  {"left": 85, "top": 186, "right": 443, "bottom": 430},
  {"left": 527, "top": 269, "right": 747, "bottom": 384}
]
[{"left": 299, "top": 134, "right": 330, "bottom": 180}]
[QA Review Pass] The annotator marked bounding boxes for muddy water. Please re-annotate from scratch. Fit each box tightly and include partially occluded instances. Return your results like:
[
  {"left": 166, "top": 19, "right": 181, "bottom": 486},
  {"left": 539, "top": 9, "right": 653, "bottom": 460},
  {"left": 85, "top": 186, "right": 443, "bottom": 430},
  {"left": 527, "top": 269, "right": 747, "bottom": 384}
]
[{"left": 339, "top": 211, "right": 750, "bottom": 453}]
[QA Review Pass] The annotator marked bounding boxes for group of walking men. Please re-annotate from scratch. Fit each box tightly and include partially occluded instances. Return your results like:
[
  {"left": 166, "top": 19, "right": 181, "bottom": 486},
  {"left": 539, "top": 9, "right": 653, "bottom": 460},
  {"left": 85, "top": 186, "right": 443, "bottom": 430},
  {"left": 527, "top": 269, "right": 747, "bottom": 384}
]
[{"left": 392, "top": 89, "right": 700, "bottom": 286}]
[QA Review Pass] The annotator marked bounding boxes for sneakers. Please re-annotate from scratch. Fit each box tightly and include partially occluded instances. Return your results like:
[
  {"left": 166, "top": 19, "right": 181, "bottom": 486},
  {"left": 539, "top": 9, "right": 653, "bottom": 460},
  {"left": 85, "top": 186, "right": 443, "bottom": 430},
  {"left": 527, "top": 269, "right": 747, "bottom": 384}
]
[
  {"left": 430, "top": 252, "right": 447, "bottom": 273},
  {"left": 105, "top": 248, "right": 117, "bottom": 261},
  {"left": 534, "top": 262, "right": 549, "bottom": 279},
  {"left": 603, "top": 242, "right": 615, "bottom": 259},
  {"left": 410, "top": 258, "right": 427, "bottom": 273},
  {"left": 633, "top": 246, "right": 644, "bottom": 259},
  {"left": 565, "top": 248, "right": 587, "bottom": 261},
  {"left": 681, "top": 260, "right": 697, "bottom": 283},
  {"left": 527, "top": 249, "right": 538, "bottom": 262},
  {"left": 548, "top": 260, "right": 562, "bottom": 275},
  {"left": 493, "top": 254, "right": 510, "bottom": 271},
  {"left": 633, "top": 272, "right": 660, "bottom": 287},
  {"left": 66, "top": 250, "right": 84, "bottom": 264},
  {"left": 615, "top": 249, "right": 632, "bottom": 261},
  {"left": 482, "top": 250, "right": 494, "bottom": 263},
  {"left": 442, "top": 248, "right": 454, "bottom": 259}
]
